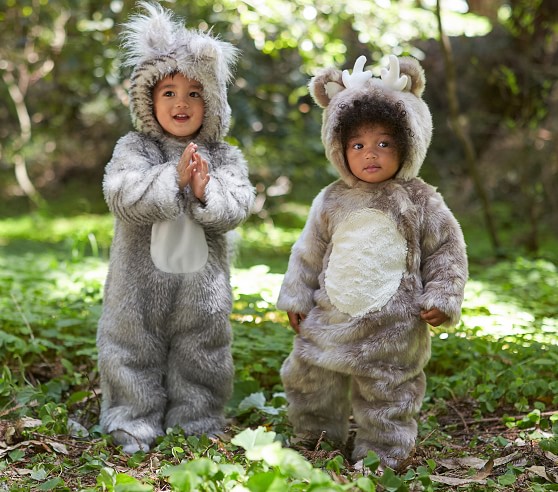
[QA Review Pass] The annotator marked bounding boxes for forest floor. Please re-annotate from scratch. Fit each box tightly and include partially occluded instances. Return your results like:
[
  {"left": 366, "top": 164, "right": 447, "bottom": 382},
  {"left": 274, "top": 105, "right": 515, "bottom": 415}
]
[{"left": 0, "top": 215, "right": 557, "bottom": 491}]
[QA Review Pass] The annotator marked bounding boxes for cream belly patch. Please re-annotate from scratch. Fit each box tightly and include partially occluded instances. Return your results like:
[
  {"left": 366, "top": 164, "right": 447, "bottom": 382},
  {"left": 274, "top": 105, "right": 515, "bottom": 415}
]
[{"left": 324, "top": 208, "right": 407, "bottom": 317}]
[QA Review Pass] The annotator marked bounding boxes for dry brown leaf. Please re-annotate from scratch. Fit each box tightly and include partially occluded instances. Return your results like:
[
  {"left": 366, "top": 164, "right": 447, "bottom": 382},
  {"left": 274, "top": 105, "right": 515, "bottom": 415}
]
[
  {"left": 0, "top": 439, "right": 44, "bottom": 458},
  {"left": 430, "top": 475, "right": 487, "bottom": 486},
  {"left": 438, "top": 451, "right": 522, "bottom": 474},
  {"left": 20, "top": 417, "right": 42, "bottom": 428},
  {"left": 438, "top": 457, "right": 486, "bottom": 470},
  {"left": 14, "top": 468, "right": 33, "bottom": 476},
  {"left": 47, "top": 440, "right": 69, "bottom": 455},
  {"left": 527, "top": 466, "right": 552, "bottom": 482},
  {"left": 472, "top": 458, "right": 494, "bottom": 480},
  {"left": 493, "top": 451, "right": 522, "bottom": 466}
]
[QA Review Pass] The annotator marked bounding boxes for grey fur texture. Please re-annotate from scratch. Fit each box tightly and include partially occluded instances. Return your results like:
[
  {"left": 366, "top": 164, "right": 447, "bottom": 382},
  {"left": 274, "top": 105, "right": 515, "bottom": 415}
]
[
  {"left": 277, "top": 56, "right": 467, "bottom": 468},
  {"left": 97, "top": 3, "right": 254, "bottom": 453}
]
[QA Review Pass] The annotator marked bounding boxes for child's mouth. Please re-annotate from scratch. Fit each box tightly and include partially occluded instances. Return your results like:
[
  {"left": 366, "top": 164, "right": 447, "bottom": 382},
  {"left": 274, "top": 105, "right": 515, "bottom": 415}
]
[{"left": 174, "top": 114, "right": 189, "bottom": 121}]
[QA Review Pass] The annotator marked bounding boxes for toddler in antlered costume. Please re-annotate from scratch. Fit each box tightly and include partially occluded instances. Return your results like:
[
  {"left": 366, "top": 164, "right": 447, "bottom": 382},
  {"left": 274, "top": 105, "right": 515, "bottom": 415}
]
[
  {"left": 97, "top": 2, "right": 254, "bottom": 453},
  {"left": 277, "top": 54, "right": 468, "bottom": 468}
]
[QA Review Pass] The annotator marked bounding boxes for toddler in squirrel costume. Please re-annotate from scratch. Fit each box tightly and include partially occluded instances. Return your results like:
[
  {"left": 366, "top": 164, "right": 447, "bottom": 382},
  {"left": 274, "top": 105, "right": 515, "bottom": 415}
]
[
  {"left": 277, "top": 54, "right": 468, "bottom": 468},
  {"left": 97, "top": 2, "right": 254, "bottom": 453}
]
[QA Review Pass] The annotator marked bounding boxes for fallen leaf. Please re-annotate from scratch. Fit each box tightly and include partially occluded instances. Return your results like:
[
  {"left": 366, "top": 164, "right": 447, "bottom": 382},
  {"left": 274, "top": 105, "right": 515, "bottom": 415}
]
[
  {"left": 493, "top": 451, "right": 521, "bottom": 466},
  {"left": 20, "top": 417, "right": 42, "bottom": 428},
  {"left": 430, "top": 475, "right": 487, "bottom": 486},
  {"left": 527, "top": 466, "right": 552, "bottom": 482},
  {"left": 438, "top": 457, "right": 486, "bottom": 470},
  {"left": 472, "top": 458, "right": 494, "bottom": 480},
  {"left": 0, "top": 440, "right": 44, "bottom": 458},
  {"left": 15, "top": 468, "right": 33, "bottom": 476},
  {"left": 48, "top": 440, "right": 69, "bottom": 455}
]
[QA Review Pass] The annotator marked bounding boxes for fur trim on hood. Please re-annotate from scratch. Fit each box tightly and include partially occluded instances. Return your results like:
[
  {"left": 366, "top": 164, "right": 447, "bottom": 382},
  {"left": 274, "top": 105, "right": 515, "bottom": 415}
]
[
  {"left": 309, "top": 55, "right": 433, "bottom": 186},
  {"left": 120, "top": 1, "right": 239, "bottom": 142}
]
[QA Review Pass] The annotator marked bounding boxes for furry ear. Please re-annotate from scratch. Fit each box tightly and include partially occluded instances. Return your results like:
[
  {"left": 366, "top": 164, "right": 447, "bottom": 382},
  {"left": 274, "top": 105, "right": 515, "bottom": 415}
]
[
  {"left": 119, "top": 1, "right": 180, "bottom": 67},
  {"left": 308, "top": 67, "right": 343, "bottom": 108},
  {"left": 398, "top": 56, "right": 426, "bottom": 98}
]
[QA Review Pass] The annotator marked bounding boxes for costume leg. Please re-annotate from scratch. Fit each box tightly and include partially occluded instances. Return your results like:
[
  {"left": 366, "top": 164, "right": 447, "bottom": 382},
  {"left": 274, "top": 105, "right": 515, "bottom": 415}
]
[
  {"left": 164, "top": 310, "right": 233, "bottom": 436},
  {"left": 281, "top": 352, "right": 351, "bottom": 445},
  {"left": 351, "top": 370, "right": 426, "bottom": 468},
  {"left": 97, "top": 316, "right": 167, "bottom": 453}
]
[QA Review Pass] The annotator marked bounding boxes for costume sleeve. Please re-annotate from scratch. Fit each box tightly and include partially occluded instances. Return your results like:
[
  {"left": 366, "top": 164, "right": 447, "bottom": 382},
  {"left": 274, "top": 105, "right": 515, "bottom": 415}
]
[
  {"left": 276, "top": 189, "right": 330, "bottom": 315},
  {"left": 187, "top": 144, "right": 255, "bottom": 233},
  {"left": 103, "top": 132, "right": 184, "bottom": 225},
  {"left": 418, "top": 188, "right": 468, "bottom": 327}
]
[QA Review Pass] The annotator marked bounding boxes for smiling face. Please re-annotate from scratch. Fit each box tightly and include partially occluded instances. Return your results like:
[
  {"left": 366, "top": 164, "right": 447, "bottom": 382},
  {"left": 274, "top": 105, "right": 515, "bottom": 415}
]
[
  {"left": 345, "top": 123, "right": 401, "bottom": 184},
  {"left": 152, "top": 73, "right": 205, "bottom": 139}
]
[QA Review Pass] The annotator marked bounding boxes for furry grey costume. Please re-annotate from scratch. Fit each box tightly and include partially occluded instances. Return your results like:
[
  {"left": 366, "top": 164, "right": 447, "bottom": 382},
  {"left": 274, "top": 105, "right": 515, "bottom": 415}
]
[
  {"left": 97, "top": 2, "right": 254, "bottom": 453},
  {"left": 277, "top": 55, "right": 468, "bottom": 468}
]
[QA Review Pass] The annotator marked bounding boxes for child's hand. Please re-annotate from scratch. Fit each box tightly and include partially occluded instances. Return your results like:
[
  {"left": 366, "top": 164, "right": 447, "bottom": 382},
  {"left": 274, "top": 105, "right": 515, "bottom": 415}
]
[
  {"left": 190, "top": 151, "right": 210, "bottom": 201},
  {"left": 287, "top": 312, "right": 306, "bottom": 334},
  {"left": 420, "top": 308, "right": 448, "bottom": 327},
  {"left": 177, "top": 142, "right": 198, "bottom": 189}
]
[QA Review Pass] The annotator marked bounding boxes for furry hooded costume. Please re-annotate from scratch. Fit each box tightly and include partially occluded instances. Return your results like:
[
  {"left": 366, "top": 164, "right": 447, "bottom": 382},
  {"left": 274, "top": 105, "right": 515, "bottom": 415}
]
[
  {"left": 277, "top": 55, "right": 468, "bottom": 468},
  {"left": 97, "top": 2, "right": 254, "bottom": 453}
]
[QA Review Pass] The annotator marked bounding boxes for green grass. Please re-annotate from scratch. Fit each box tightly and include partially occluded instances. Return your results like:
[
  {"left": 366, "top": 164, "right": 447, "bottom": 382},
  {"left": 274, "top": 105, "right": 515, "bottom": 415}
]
[{"left": 1, "top": 212, "right": 557, "bottom": 491}]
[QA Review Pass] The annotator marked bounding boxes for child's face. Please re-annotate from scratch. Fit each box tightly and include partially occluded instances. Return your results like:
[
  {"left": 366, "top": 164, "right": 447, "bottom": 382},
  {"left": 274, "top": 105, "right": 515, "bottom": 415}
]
[
  {"left": 345, "top": 123, "right": 401, "bottom": 184},
  {"left": 153, "top": 73, "right": 204, "bottom": 139}
]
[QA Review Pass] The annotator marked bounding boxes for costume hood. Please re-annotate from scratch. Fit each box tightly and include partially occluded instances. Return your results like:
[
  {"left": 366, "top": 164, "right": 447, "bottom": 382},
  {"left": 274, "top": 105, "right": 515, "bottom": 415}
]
[
  {"left": 309, "top": 55, "right": 432, "bottom": 186},
  {"left": 120, "top": 1, "right": 238, "bottom": 142}
]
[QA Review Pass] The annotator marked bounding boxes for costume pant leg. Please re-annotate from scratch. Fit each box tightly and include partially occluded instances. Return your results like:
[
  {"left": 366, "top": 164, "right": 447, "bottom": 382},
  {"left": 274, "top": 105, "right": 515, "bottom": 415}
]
[
  {"left": 281, "top": 351, "right": 351, "bottom": 445},
  {"left": 97, "top": 318, "right": 167, "bottom": 453},
  {"left": 351, "top": 370, "right": 426, "bottom": 468},
  {"left": 164, "top": 309, "right": 234, "bottom": 436}
]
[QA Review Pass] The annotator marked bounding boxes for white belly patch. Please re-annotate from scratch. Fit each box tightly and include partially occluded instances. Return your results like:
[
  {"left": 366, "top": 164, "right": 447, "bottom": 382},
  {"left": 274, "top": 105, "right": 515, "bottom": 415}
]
[
  {"left": 150, "top": 213, "right": 208, "bottom": 274},
  {"left": 324, "top": 208, "right": 407, "bottom": 317}
]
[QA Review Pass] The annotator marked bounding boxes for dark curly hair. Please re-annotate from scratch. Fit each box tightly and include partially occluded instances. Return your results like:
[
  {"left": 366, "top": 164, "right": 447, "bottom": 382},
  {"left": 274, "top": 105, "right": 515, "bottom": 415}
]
[{"left": 335, "top": 96, "right": 411, "bottom": 169}]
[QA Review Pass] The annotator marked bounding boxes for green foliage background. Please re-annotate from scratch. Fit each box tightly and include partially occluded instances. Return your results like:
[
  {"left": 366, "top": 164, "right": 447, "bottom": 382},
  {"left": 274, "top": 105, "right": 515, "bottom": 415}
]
[{"left": 1, "top": 0, "right": 558, "bottom": 490}]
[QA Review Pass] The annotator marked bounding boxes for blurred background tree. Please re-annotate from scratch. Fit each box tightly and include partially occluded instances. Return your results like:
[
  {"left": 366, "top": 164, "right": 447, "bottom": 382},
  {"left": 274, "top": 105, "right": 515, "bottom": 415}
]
[{"left": 1, "top": 0, "right": 557, "bottom": 258}]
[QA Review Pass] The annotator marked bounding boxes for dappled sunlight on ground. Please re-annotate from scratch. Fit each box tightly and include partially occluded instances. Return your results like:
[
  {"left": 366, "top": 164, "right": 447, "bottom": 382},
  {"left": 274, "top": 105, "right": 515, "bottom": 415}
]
[
  {"left": 232, "top": 264, "right": 283, "bottom": 304},
  {"left": 460, "top": 279, "right": 558, "bottom": 345}
]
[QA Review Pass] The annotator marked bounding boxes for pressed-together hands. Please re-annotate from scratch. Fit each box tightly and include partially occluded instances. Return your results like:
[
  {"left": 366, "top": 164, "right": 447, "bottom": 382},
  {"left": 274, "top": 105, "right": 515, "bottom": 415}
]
[
  {"left": 286, "top": 307, "right": 448, "bottom": 333},
  {"left": 177, "top": 142, "right": 210, "bottom": 201}
]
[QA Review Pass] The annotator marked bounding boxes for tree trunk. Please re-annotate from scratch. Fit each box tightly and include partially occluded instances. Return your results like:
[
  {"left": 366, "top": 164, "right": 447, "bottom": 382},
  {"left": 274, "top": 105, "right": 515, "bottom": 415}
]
[
  {"left": 435, "top": 0, "right": 502, "bottom": 256},
  {"left": 2, "top": 69, "right": 44, "bottom": 208}
]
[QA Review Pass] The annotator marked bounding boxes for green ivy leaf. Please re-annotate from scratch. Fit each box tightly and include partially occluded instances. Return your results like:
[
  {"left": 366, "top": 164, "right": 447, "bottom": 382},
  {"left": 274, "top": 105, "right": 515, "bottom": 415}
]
[
  {"left": 114, "top": 473, "right": 153, "bottom": 492},
  {"left": 497, "top": 469, "right": 517, "bottom": 486},
  {"left": 36, "top": 477, "right": 65, "bottom": 490},
  {"left": 231, "top": 426, "right": 277, "bottom": 451},
  {"left": 378, "top": 468, "right": 406, "bottom": 492},
  {"left": 356, "top": 476, "right": 377, "bottom": 492},
  {"left": 239, "top": 392, "right": 281, "bottom": 415},
  {"left": 246, "top": 470, "right": 286, "bottom": 492}
]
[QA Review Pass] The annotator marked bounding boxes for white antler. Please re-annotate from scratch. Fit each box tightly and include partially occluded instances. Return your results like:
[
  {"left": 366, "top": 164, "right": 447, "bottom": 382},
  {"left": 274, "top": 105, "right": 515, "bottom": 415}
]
[
  {"left": 341, "top": 55, "right": 372, "bottom": 89},
  {"left": 379, "top": 55, "right": 408, "bottom": 91}
]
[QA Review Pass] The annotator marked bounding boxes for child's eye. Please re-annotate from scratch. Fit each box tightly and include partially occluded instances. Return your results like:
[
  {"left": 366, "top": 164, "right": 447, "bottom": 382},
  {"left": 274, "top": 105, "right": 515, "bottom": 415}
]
[
  {"left": 163, "top": 90, "right": 175, "bottom": 97},
  {"left": 352, "top": 143, "right": 364, "bottom": 150},
  {"left": 379, "top": 141, "right": 389, "bottom": 148},
  {"left": 190, "top": 91, "right": 202, "bottom": 98}
]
